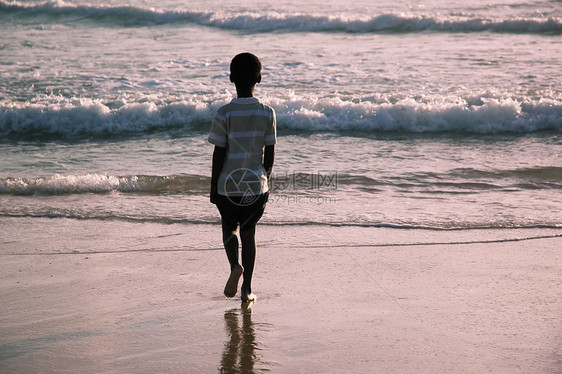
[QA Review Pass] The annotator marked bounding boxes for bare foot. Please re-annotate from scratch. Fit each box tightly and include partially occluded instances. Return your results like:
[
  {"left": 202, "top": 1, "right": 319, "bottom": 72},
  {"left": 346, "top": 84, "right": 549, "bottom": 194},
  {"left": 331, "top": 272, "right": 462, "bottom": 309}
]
[
  {"left": 224, "top": 264, "right": 243, "bottom": 298},
  {"left": 241, "top": 287, "right": 256, "bottom": 303}
]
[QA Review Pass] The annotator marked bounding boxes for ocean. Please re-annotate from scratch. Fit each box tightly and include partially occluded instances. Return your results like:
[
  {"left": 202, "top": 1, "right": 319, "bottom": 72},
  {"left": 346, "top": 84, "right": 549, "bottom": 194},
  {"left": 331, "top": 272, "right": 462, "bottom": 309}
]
[{"left": 1, "top": 0, "right": 561, "bottom": 232}]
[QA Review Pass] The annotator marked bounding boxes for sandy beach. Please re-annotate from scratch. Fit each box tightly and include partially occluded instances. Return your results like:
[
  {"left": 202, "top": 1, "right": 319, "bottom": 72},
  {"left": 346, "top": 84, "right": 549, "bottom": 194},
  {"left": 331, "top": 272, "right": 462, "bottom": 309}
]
[{"left": 0, "top": 217, "right": 560, "bottom": 373}]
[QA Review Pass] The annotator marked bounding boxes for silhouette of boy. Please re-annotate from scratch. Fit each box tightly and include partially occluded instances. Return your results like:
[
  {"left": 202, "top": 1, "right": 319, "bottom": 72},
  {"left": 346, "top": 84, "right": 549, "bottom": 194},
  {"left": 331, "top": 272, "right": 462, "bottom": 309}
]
[{"left": 209, "top": 53, "right": 276, "bottom": 302}]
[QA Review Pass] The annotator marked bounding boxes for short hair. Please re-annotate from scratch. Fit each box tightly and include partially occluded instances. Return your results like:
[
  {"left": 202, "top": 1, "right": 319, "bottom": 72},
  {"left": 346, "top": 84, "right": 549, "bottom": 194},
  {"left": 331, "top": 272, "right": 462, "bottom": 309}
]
[{"left": 230, "top": 53, "right": 262, "bottom": 86}]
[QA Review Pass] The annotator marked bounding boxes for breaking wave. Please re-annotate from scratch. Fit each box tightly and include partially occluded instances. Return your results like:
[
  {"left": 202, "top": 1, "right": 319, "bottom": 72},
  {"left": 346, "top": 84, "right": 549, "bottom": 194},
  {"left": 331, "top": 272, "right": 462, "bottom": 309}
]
[
  {"left": 1, "top": 94, "right": 560, "bottom": 137},
  {"left": 2, "top": 166, "right": 561, "bottom": 197},
  {"left": 0, "top": 174, "right": 209, "bottom": 196},
  {"left": 1, "top": 1, "right": 560, "bottom": 35}
]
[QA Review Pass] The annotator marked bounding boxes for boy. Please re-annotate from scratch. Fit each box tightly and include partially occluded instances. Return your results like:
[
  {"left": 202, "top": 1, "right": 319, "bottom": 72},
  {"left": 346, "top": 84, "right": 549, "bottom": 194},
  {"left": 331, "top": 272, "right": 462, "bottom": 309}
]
[{"left": 208, "top": 53, "right": 276, "bottom": 303}]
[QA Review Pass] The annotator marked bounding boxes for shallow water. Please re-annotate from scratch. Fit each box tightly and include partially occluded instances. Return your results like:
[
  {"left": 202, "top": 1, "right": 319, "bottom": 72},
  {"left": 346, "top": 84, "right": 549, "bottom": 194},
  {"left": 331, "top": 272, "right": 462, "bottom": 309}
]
[{"left": 0, "top": 0, "right": 561, "bottom": 230}]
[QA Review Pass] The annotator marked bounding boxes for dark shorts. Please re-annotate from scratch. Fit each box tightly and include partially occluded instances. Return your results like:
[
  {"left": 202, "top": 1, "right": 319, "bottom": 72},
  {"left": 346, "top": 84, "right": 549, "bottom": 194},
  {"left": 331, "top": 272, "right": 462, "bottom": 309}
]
[{"left": 216, "top": 192, "right": 269, "bottom": 232}]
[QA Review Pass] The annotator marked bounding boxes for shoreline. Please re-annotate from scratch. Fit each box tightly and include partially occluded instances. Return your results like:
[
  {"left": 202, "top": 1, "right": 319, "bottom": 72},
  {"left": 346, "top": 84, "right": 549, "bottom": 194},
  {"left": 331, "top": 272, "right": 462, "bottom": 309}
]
[{"left": 1, "top": 217, "right": 560, "bottom": 373}]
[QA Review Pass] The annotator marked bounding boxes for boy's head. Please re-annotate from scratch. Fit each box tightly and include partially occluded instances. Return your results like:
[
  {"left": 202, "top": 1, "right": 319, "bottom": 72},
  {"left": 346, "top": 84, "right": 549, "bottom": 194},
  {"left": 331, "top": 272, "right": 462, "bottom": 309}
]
[{"left": 230, "top": 53, "right": 262, "bottom": 87}]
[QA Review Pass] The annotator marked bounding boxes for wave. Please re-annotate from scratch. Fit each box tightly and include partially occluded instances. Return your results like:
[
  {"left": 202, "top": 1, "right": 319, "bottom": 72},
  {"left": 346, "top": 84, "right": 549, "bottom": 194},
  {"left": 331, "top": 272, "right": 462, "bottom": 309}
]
[
  {"left": 272, "top": 96, "right": 562, "bottom": 133},
  {"left": 2, "top": 209, "right": 561, "bottom": 232},
  {"left": 1, "top": 95, "right": 561, "bottom": 137},
  {"left": 1, "top": 1, "right": 560, "bottom": 35},
  {"left": 2, "top": 166, "right": 560, "bottom": 197},
  {"left": 447, "top": 166, "right": 562, "bottom": 185},
  {"left": 0, "top": 174, "right": 209, "bottom": 196},
  {"left": 338, "top": 167, "right": 562, "bottom": 190},
  {"left": 0, "top": 97, "right": 213, "bottom": 137}
]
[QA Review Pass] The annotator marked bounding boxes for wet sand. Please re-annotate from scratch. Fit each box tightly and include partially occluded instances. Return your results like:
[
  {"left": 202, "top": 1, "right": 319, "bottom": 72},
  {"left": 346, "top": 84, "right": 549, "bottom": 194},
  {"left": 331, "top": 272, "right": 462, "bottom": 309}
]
[{"left": 1, "top": 217, "right": 560, "bottom": 373}]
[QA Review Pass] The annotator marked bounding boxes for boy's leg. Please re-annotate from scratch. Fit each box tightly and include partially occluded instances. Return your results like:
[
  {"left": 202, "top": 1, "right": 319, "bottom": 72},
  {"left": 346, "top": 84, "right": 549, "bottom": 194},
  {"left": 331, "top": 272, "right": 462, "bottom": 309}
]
[
  {"left": 240, "top": 225, "right": 256, "bottom": 301},
  {"left": 221, "top": 219, "right": 239, "bottom": 270},
  {"left": 238, "top": 193, "right": 267, "bottom": 302},
  {"left": 218, "top": 198, "right": 244, "bottom": 298},
  {"left": 222, "top": 219, "right": 243, "bottom": 297}
]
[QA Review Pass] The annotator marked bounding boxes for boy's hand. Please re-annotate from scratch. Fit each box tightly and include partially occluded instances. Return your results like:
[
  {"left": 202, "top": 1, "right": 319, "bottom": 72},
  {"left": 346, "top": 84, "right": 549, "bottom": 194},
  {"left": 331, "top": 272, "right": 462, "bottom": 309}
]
[
  {"left": 210, "top": 184, "right": 218, "bottom": 204},
  {"left": 211, "top": 146, "right": 226, "bottom": 205}
]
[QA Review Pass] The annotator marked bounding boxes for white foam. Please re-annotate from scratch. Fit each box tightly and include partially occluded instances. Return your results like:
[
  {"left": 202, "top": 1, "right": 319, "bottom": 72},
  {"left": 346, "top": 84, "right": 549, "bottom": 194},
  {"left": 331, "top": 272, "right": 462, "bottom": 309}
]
[
  {"left": 1, "top": 1, "right": 560, "bottom": 34},
  {"left": 0, "top": 174, "right": 135, "bottom": 195},
  {"left": 269, "top": 94, "right": 562, "bottom": 133},
  {"left": 0, "top": 174, "right": 212, "bottom": 196},
  {"left": 1, "top": 94, "right": 560, "bottom": 136},
  {"left": 0, "top": 96, "right": 214, "bottom": 136}
]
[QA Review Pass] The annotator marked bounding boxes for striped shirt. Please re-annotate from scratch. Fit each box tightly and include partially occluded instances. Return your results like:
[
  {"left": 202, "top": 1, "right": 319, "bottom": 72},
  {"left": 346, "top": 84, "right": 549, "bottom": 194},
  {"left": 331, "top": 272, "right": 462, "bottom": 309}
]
[{"left": 208, "top": 97, "right": 277, "bottom": 197}]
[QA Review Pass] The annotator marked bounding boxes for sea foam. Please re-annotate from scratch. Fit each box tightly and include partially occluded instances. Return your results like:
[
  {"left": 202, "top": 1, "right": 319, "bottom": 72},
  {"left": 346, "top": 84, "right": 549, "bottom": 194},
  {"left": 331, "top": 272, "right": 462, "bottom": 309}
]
[
  {"left": 1, "top": 94, "right": 560, "bottom": 137},
  {"left": 0, "top": 174, "right": 208, "bottom": 195},
  {"left": 1, "top": 1, "right": 560, "bottom": 34},
  {"left": 0, "top": 97, "right": 213, "bottom": 136}
]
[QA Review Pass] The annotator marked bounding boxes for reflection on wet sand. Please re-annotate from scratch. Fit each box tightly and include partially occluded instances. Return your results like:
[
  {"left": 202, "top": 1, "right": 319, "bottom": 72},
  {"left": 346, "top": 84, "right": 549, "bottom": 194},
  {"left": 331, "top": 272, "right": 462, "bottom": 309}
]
[{"left": 220, "top": 302, "right": 261, "bottom": 373}]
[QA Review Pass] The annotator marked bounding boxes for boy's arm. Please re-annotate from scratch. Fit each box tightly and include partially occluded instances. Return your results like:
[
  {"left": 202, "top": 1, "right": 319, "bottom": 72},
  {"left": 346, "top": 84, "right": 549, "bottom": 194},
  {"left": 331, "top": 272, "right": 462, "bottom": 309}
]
[
  {"left": 211, "top": 145, "right": 227, "bottom": 204},
  {"left": 263, "top": 144, "right": 275, "bottom": 179}
]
